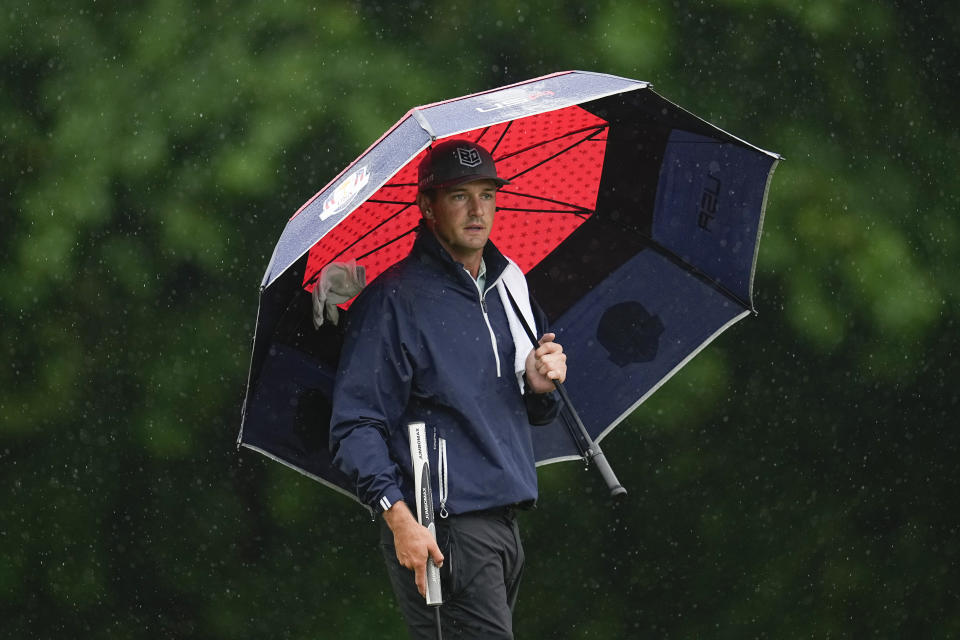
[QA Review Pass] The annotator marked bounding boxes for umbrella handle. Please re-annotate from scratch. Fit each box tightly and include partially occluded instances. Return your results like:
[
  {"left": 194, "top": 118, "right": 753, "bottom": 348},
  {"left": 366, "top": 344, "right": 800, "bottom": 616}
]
[
  {"left": 552, "top": 380, "right": 628, "bottom": 499},
  {"left": 589, "top": 449, "right": 627, "bottom": 498}
]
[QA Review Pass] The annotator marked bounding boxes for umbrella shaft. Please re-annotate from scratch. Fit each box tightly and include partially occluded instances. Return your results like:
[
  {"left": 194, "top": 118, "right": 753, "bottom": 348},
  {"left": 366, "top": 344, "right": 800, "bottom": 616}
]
[{"left": 501, "top": 285, "right": 626, "bottom": 497}]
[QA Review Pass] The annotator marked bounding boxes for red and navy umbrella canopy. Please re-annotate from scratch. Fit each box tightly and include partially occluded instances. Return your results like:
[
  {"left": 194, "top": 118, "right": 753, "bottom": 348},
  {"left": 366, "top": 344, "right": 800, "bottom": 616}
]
[
  {"left": 241, "top": 71, "right": 781, "bottom": 503},
  {"left": 300, "top": 104, "right": 609, "bottom": 292}
]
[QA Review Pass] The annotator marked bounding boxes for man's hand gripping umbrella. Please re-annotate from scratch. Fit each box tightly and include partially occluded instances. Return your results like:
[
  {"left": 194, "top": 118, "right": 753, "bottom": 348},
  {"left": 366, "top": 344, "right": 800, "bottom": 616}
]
[{"left": 507, "top": 290, "right": 627, "bottom": 498}]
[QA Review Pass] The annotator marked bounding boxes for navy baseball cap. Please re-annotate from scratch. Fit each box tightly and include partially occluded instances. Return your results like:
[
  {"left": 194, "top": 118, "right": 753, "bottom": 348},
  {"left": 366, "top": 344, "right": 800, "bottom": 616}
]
[{"left": 418, "top": 139, "right": 510, "bottom": 191}]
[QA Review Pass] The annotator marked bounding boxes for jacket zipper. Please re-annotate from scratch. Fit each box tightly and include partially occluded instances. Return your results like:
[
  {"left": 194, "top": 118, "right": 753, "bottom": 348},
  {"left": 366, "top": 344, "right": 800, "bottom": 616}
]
[
  {"left": 479, "top": 292, "right": 502, "bottom": 378},
  {"left": 468, "top": 266, "right": 502, "bottom": 378}
]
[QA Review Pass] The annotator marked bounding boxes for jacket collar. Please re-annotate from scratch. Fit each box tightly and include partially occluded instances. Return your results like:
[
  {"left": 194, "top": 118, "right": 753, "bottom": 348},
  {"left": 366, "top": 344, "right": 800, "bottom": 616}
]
[{"left": 412, "top": 220, "right": 509, "bottom": 288}]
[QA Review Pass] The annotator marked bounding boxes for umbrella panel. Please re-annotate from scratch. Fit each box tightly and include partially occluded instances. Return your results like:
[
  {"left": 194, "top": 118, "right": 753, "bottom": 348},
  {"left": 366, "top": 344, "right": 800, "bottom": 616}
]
[
  {"left": 301, "top": 104, "right": 608, "bottom": 293},
  {"left": 241, "top": 267, "right": 359, "bottom": 499},
  {"left": 531, "top": 247, "right": 748, "bottom": 463}
]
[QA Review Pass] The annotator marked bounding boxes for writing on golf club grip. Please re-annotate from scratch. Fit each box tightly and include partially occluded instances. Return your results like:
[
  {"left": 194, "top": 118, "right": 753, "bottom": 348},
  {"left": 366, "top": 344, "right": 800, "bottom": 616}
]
[{"left": 409, "top": 421, "right": 443, "bottom": 606}]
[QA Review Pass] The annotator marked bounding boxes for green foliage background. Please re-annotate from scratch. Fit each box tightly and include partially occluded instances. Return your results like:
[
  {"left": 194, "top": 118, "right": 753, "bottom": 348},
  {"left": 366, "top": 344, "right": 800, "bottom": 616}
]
[{"left": 3, "top": 1, "right": 958, "bottom": 637}]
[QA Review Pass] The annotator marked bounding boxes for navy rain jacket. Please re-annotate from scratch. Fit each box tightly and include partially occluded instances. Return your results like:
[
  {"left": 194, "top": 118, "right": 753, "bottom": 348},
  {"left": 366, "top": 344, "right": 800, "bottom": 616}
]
[{"left": 329, "top": 223, "right": 559, "bottom": 516}]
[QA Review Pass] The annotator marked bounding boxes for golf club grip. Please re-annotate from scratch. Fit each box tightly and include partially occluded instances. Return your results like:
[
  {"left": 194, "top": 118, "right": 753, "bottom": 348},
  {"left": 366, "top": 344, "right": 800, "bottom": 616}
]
[
  {"left": 408, "top": 422, "right": 443, "bottom": 607},
  {"left": 426, "top": 556, "right": 442, "bottom": 606}
]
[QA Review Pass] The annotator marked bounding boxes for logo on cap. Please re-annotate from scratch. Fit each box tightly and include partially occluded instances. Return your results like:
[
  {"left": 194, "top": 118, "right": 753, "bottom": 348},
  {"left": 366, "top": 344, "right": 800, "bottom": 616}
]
[{"left": 456, "top": 147, "right": 483, "bottom": 168}]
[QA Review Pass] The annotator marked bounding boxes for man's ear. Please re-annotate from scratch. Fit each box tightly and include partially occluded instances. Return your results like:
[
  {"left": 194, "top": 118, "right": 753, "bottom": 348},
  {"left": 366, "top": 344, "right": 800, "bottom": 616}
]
[{"left": 416, "top": 192, "right": 433, "bottom": 220}]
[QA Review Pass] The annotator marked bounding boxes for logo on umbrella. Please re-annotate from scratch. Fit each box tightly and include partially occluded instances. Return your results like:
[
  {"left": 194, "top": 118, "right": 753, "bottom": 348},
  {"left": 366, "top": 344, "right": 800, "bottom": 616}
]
[
  {"left": 597, "top": 301, "right": 666, "bottom": 366},
  {"left": 321, "top": 166, "right": 370, "bottom": 221},
  {"left": 475, "top": 89, "right": 556, "bottom": 113}
]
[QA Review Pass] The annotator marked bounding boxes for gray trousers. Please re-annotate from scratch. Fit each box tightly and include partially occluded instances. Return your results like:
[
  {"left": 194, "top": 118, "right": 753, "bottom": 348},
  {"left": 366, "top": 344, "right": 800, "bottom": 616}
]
[{"left": 379, "top": 508, "right": 525, "bottom": 640}]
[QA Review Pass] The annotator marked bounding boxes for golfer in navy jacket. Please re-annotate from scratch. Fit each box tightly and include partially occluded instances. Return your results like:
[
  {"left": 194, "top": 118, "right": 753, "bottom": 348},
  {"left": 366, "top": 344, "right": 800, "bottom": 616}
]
[{"left": 330, "top": 139, "right": 567, "bottom": 639}]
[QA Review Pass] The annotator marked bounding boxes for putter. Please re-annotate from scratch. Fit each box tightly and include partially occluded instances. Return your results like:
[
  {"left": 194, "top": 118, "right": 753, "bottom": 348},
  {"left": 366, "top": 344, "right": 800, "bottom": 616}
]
[{"left": 408, "top": 421, "right": 443, "bottom": 637}]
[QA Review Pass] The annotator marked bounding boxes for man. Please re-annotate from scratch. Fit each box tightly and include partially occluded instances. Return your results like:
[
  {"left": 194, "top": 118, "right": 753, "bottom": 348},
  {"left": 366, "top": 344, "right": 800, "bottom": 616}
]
[{"left": 329, "top": 139, "right": 566, "bottom": 639}]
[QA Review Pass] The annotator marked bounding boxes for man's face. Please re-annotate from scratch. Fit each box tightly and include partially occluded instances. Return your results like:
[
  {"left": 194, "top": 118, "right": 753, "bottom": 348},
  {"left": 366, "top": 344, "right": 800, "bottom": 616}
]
[{"left": 420, "top": 179, "right": 497, "bottom": 263}]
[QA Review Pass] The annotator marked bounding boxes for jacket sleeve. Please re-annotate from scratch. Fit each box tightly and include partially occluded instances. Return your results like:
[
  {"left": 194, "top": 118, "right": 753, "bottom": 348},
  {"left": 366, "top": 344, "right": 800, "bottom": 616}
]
[
  {"left": 329, "top": 288, "right": 412, "bottom": 514},
  {"left": 524, "top": 293, "right": 562, "bottom": 426}
]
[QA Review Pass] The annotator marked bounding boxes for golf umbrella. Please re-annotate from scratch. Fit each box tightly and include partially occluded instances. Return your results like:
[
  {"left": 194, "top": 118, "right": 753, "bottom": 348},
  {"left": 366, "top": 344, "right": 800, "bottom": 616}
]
[{"left": 237, "top": 70, "right": 780, "bottom": 507}]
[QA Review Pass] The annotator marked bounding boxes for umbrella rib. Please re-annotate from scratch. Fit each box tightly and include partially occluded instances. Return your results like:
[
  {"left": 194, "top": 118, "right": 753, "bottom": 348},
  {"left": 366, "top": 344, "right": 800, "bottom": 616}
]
[
  {"left": 473, "top": 125, "right": 493, "bottom": 146},
  {"left": 473, "top": 122, "right": 512, "bottom": 157},
  {"left": 638, "top": 233, "right": 754, "bottom": 313},
  {"left": 337, "top": 203, "right": 417, "bottom": 255},
  {"left": 489, "top": 121, "right": 512, "bottom": 155},
  {"left": 503, "top": 126, "right": 607, "bottom": 183},
  {"left": 495, "top": 124, "right": 608, "bottom": 165},
  {"left": 496, "top": 207, "right": 592, "bottom": 216},
  {"left": 498, "top": 190, "right": 594, "bottom": 215},
  {"left": 353, "top": 225, "right": 419, "bottom": 262},
  {"left": 366, "top": 199, "right": 416, "bottom": 205},
  {"left": 305, "top": 204, "right": 417, "bottom": 285}
]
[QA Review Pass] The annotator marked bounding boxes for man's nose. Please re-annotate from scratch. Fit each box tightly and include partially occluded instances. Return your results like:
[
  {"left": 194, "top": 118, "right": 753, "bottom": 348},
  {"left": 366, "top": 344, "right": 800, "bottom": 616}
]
[{"left": 467, "top": 195, "right": 483, "bottom": 214}]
